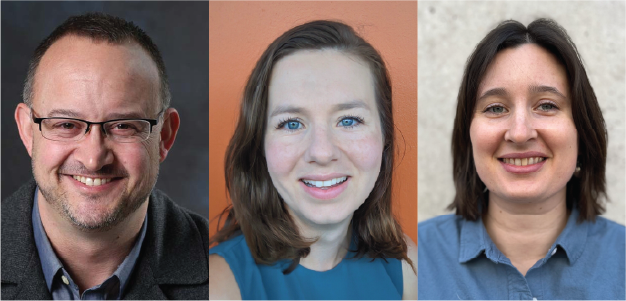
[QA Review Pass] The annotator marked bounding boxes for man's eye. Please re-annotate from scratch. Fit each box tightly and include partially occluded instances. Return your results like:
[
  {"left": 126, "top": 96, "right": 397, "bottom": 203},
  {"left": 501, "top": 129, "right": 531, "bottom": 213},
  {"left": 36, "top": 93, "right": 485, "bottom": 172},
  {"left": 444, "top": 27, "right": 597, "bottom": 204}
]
[
  {"left": 115, "top": 123, "right": 133, "bottom": 130},
  {"left": 51, "top": 121, "right": 82, "bottom": 130}
]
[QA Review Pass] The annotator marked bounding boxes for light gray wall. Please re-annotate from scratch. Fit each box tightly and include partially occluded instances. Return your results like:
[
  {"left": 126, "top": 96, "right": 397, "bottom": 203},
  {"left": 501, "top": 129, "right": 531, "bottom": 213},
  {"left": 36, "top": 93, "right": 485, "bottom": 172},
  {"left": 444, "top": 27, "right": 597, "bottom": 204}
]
[{"left": 418, "top": 1, "right": 625, "bottom": 224}]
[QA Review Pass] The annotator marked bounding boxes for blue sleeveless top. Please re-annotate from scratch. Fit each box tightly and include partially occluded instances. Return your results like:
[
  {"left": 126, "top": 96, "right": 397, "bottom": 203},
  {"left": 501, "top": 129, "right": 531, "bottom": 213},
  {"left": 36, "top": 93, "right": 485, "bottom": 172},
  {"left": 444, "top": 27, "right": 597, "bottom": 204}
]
[{"left": 209, "top": 233, "right": 403, "bottom": 299}]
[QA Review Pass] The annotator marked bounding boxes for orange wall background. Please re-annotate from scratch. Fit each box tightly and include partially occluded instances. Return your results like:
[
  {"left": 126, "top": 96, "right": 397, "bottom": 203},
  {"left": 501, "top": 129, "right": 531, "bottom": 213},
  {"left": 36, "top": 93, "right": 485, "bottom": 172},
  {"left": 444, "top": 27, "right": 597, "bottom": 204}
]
[{"left": 209, "top": 1, "right": 417, "bottom": 244}]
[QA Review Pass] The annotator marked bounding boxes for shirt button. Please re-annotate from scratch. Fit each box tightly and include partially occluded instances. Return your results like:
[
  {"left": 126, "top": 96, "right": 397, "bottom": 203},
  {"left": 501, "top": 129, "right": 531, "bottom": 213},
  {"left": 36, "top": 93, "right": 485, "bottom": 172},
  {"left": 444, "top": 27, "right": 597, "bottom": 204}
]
[
  {"left": 61, "top": 275, "right": 69, "bottom": 285},
  {"left": 533, "top": 298, "right": 538, "bottom": 301},
  {"left": 551, "top": 248, "right": 557, "bottom": 256}
]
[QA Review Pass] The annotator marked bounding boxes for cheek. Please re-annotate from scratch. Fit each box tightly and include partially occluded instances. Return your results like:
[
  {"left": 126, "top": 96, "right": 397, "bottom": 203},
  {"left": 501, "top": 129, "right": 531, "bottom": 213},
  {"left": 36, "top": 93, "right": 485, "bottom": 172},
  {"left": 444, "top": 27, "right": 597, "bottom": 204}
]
[
  {"left": 469, "top": 121, "right": 501, "bottom": 162},
  {"left": 544, "top": 121, "right": 578, "bottom": 163},
  {"left": 342, "top": 133, "right": 384, "bottom": 172},
  {"left": 32, "top": 139, "right": 70, "bottom": 172},
  {"left": 264, "top": 138, "right": 300, "bottom": 175}
]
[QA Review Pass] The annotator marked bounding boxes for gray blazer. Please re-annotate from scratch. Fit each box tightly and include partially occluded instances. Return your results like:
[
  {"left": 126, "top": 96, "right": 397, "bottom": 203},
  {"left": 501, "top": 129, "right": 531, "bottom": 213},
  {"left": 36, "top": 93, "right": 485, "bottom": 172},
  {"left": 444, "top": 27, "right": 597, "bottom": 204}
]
[{"left": 1, "top": 180, "right": 209, "bottom": 299}]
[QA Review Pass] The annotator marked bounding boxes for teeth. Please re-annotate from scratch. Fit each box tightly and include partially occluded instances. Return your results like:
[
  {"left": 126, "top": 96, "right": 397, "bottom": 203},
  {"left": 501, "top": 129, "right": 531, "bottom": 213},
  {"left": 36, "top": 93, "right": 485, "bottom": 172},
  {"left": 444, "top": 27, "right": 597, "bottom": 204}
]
[
  {"left": 503, "top": 157, "right": 545, "bottom": 166},
  {"left": 72, "top": 175, "right": 111, "bottom": 186},
  {"left": 303, "top": 176, "right": 347, "bottom": 188}
]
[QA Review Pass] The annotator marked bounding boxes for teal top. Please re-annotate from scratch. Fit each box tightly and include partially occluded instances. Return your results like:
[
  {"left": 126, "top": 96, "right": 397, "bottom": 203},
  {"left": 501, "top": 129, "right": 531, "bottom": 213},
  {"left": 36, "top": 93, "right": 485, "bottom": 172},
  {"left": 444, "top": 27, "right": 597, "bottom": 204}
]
[{"left": 209, "top": 233, "right": 403, "bottom": 299}]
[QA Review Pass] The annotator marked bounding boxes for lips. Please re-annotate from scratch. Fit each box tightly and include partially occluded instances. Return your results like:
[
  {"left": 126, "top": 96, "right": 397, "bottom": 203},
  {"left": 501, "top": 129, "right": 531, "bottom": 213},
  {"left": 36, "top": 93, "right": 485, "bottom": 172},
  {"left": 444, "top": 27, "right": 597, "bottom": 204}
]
[
  {"left": 499, "top": 157, "right": 545, "bottom": 166},
  {"left": 299, "top": 174, "right": 350, "bottom": 200},
  {"left": 301, "top": 176, "right": 348, "bottom": 189}
]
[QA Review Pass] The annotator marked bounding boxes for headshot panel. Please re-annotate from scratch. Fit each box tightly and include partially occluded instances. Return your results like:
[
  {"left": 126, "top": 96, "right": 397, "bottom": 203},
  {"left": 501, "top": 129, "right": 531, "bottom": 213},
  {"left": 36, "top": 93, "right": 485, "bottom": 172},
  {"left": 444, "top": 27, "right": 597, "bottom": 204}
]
[
  {"left": 1, "top": 1, "right": 209, "bottom": 219},
  {"left": 1, "top": 2, "right": 209, "bottom": 299},
  {"left": 418, "top": 1, "right": 625, "bottom": 224},
  {"left": 418, "top": 1, "right": 625, "bottom": 299},
  {"left": 209, "top": 1, "right": 416, "bottom": 299}
]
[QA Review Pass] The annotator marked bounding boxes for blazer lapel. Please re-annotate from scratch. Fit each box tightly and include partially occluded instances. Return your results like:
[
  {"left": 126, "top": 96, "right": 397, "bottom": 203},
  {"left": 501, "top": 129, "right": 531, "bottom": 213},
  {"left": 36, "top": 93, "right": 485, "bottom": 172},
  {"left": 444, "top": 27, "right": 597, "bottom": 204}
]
[{"left": 1, "top": 180, "right": 51, "bottom": 299}]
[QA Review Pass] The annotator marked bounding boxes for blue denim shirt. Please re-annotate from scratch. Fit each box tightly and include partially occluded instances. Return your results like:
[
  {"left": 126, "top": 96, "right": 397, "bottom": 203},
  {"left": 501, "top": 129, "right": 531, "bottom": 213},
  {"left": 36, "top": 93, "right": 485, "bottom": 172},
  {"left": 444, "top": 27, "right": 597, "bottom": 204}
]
[
  {"left": 418, "top": 210, "right": 625, "bottom": 300},
  {"left": 32, "top": 188, "right": 148, "bottom": 300}
]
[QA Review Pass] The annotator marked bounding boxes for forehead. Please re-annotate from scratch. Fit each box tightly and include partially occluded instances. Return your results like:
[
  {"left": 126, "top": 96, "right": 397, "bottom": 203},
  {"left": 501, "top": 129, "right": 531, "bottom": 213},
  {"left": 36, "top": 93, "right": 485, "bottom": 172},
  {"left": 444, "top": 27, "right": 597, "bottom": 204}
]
[
  {"left": 268, "top": 49, "right": 376, "bottom": 110},
  {"left": 33, "top": 35, "right": 160, "bottom": 116},
  {"left": 478, "top": 43, "right": 569, "bottom": 97}
]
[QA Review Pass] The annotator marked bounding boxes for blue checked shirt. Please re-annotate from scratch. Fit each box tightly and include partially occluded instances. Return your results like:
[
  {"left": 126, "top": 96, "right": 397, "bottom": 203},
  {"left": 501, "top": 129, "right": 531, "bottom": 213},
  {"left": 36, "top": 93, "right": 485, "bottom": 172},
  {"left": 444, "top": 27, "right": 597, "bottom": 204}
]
[
  {"left": 418, "top": 209, "right": 625, "bottom": 299},
  {"left": 32, "top": 188, "right": 147, "bottom": 300}
]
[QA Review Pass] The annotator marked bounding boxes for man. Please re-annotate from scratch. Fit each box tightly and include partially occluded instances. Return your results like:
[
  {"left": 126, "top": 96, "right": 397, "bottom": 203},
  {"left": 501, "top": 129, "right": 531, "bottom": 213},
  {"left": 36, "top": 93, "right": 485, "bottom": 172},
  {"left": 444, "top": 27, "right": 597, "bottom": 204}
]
[{"left": 1, "top": 13, "right": 209, "bottom": 299}]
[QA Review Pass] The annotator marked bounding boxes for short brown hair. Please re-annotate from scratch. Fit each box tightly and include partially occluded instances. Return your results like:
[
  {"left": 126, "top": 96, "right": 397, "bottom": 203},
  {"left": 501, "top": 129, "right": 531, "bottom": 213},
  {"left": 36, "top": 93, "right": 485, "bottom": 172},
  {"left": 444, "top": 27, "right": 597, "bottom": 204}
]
[
  {"left": 450, "top": 19, "right": 607, "bottom": 222},
  {"left": 210, "top": 20, "right": 412, "bottom": 273},
  {"left": 23, "top": 12, "right": 170, "bottom": 111}
]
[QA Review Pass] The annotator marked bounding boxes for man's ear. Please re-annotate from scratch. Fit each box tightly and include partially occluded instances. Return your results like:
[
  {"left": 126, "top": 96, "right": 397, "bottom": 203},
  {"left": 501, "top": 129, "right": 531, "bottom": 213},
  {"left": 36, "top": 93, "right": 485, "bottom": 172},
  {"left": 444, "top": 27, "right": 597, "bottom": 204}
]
[
  {"left": 159, "top": 108, "right": 180, "bottom": 162},
  {"left": 15, "top": 103, "right": 34, "bottom": 157}
]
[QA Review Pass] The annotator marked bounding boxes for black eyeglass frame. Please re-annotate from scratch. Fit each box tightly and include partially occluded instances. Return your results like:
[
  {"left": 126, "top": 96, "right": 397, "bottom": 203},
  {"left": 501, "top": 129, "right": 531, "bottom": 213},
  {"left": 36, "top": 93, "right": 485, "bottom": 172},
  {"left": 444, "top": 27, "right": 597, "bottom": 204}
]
[{"left": 31, "top": 110, "right": 163, "bottom": 142}]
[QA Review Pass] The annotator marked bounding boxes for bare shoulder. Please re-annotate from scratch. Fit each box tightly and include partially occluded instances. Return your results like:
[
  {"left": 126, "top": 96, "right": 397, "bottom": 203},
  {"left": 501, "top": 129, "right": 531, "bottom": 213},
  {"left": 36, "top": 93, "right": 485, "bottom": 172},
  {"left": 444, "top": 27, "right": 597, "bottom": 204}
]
[
  {"left": 402, "top": 234, "right": 417, "bottom": 300},
  {"left": 209, "top": 254, "right": 241, "bottom": 299}
]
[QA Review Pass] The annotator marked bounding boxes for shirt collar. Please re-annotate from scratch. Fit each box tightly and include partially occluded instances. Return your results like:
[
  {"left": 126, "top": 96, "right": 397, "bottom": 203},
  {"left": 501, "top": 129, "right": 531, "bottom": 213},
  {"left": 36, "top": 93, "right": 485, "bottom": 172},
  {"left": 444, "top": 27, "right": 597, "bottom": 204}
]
[
  {"left": 32, "top": 188, "right": 64, "bottom": 291},
  {"left": 458, "top": 209, "right": 588, "bottom": 265},
  {"left": 32, "top": 187, "right": 148, "bottom": 298}
]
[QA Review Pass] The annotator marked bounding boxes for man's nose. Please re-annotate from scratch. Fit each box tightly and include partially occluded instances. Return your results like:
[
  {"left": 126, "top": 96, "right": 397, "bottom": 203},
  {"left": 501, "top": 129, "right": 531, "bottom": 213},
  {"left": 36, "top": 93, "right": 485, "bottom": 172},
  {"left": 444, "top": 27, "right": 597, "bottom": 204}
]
[
  {"left": 73, "top": 125, "right": 114, "bottom": 171},
  {"left": 304, "top": 125, "right": 340, "bottom": 165},
  {"left": 504, "top": 107, "right": 538, "bottom": 143}
]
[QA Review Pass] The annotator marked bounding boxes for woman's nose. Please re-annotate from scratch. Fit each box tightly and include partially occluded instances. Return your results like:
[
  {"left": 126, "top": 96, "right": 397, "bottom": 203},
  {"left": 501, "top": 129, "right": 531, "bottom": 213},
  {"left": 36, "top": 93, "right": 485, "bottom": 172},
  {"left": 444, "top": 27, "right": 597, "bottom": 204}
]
[
  {"left": 504, "top": 108, "right": 538, "bottom": 143},
  {"left": 304, "top": 126, "right": 339, "bottom": 165}
]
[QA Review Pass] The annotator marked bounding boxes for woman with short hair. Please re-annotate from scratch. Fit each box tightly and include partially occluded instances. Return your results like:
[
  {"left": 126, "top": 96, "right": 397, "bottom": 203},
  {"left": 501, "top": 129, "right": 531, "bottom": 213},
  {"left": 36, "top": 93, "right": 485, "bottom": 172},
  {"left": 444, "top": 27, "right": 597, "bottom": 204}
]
[{"left": 418, "top": 18, "right": 625, "bottom": 300}]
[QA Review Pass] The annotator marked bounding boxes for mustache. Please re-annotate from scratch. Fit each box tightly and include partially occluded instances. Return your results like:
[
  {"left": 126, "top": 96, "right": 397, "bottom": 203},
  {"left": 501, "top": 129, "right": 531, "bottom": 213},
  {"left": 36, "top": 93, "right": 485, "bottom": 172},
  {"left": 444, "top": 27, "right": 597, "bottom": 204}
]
[{"left": 58, "top": 163, "right": 129, "bottom": 178}]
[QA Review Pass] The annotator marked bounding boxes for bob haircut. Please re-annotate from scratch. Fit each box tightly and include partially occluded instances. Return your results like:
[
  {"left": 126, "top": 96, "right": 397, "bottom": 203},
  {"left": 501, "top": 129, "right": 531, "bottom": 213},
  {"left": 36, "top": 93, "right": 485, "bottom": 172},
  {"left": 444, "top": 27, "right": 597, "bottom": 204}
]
[
  {"left": 210, "top": 20, "right": 412, "bottom": 272},
  {"left": 450, "top": 18, "right": 608, "bottom": 222}
]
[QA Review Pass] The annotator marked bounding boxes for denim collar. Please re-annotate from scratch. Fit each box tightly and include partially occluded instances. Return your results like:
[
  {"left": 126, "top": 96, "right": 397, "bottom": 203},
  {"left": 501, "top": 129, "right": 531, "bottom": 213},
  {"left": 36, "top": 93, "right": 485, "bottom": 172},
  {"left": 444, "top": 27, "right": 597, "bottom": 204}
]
[
  {"left": 458, "top": 209, "right": 588, "bottom": 265},
  {"left": 32, "top": 187, "right": 148, "bottom": 298}
]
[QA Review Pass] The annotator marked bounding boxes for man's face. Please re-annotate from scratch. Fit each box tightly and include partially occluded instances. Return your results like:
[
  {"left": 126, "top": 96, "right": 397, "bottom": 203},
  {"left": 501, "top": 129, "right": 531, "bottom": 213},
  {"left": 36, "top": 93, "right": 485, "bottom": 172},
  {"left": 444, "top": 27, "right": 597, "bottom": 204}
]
[{"left": 25, "top": 35, "right": 163, "bottom": 231}]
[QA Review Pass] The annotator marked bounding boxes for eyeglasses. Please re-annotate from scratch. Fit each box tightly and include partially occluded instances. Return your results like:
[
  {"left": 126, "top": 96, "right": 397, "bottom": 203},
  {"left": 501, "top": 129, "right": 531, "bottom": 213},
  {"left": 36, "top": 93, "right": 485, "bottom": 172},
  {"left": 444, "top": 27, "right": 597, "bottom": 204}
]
[{"left": 31, "top": 109, "right": 162, "bottom": 143}]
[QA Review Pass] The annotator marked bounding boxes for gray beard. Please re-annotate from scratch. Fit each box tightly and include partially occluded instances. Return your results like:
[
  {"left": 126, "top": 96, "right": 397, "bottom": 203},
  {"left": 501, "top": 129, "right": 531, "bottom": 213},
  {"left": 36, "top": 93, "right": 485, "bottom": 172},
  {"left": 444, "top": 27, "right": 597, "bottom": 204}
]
[{"left": 38, "top": 183, "right": 150, "bottom": 232}]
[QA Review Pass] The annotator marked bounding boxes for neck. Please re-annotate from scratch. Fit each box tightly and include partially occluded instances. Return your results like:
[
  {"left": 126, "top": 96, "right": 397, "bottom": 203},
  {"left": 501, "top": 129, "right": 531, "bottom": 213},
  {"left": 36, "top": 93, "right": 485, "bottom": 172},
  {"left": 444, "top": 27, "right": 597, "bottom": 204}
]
[
  {"left": 483, "top": 188, "right": 568, "bottom": 276},
  {"left": 38, "top": 191, "right": 148, "bottom": 293},
  {"left": 289, "top": 210, "right": 352, "bottom": 272}
]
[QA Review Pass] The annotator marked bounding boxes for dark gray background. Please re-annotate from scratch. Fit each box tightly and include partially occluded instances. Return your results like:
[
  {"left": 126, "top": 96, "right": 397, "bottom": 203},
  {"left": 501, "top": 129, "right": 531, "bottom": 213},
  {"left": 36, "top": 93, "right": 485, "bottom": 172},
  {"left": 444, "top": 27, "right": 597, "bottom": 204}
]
[{"left": 2, "top": 1, "right": 209, "bottom": 219}]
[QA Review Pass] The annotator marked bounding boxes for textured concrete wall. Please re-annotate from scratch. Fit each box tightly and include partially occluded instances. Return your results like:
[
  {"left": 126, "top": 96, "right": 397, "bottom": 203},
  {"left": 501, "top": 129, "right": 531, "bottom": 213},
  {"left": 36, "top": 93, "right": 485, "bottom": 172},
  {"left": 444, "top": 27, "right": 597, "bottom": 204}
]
[{"left": 418, "top": 1, "right": 625, "bottom": 224}]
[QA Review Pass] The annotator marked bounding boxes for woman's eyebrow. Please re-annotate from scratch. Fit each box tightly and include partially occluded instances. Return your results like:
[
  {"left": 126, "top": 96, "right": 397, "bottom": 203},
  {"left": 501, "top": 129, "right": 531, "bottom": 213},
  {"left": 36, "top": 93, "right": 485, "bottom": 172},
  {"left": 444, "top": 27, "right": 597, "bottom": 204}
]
[
  {"left": 478, "top": 87, "right": 509, "bottom": 102},
  {"left": 332, "top": 99, "right": 370, "bottom": 112},
  {"left": 529, "top": 85, "right": 566, "bottom": 98},
  {"left": 269, "top": 105, "right": 305, "bottom": 118}
]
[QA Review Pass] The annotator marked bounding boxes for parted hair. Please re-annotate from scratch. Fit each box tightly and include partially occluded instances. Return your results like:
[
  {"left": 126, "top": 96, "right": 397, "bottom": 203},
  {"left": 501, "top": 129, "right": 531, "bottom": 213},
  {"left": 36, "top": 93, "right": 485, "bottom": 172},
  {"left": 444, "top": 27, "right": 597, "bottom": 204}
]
[
  {"left": 210, "top": 20, "right": 413, "bottom": 273},
  {"left": 450, "top": 18, "right": 607, "bottom": 222}
]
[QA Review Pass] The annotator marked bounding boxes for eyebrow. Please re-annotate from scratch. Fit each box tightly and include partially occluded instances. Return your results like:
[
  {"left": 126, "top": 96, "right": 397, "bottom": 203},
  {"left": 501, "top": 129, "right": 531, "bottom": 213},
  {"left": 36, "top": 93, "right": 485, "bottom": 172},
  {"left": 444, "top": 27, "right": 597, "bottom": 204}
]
[
  {"left": 269, "top": 100, "right": 370, "bottom": 118},
  {"left": 477, "top": 85, "right": 566, "bottom": 102},
  {"left": 47, "top": 109, "right": 81, "bottom": 118},
  {"left": 332, "top": 99, "right": 370, "bottom": 112},
  {"left": 477, "top": 87, "right": 509, "bottom": 101},
  {"left": 46, "top": 109, "right": 149, "bottom": 120},
  {"left": 529, "top": 85, "right": 567, "bottom": 99}
]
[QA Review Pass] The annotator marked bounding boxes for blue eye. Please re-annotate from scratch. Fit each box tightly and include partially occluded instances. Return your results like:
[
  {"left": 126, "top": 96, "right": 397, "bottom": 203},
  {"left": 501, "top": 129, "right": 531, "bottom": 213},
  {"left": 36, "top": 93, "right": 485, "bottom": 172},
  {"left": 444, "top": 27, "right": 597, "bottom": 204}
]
[
  {"left": 338, "top": 116, "right": 363, "bottom": 128},
  {"left": 341, "top": 118, "right": 355, "bottom": 127},
  {"left": 287, "top": 120, "right": 302, "bottom": 130},
  {"left": 276, "top": 118, "right": 304, "bottom": 131}
]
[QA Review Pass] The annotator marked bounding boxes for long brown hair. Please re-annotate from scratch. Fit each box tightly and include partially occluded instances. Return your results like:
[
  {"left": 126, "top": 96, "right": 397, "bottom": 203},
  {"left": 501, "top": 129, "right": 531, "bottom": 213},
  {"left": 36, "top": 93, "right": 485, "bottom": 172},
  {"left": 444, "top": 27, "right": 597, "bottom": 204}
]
[
  {"left": 450, "top": 19, "right": 608, "bottom": 222},
  {"left": 210, "top": 20, "right": 412, "bottom": 273}
]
